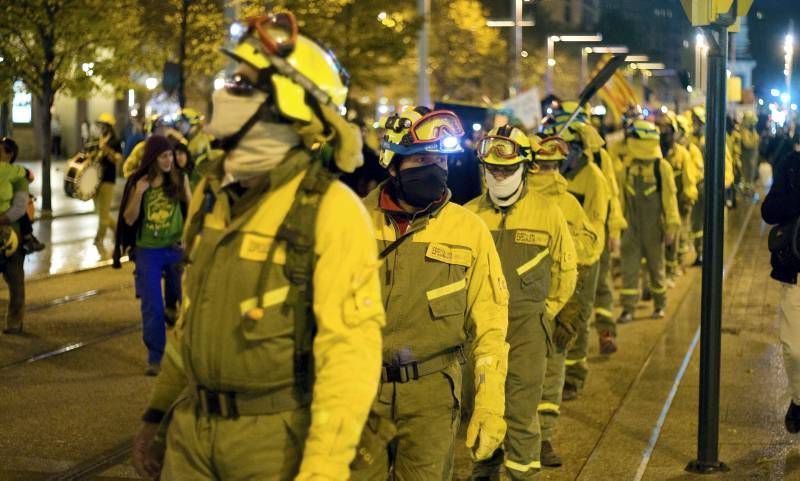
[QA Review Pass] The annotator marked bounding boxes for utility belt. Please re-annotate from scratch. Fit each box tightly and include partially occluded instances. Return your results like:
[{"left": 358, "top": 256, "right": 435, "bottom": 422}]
[
  {"left": 193, "top": 383, "right": 311, "bottom": 419},
  {"left": 381, "top": 345, "right": 465, "bottom": 383}
]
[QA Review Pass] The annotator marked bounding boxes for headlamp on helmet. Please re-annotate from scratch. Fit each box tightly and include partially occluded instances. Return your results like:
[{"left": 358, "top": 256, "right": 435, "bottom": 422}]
[{"left": 378, "top": 108, "right": 465, "bottom": 168}]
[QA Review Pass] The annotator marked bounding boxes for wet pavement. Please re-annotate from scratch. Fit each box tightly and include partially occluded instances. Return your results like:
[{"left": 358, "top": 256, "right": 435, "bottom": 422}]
[
  {"left": 21, "top": 159, "right": 126, "bottom": 278},
  {"left": 0, "top": 192, "right": 798, "bottom": 480}
]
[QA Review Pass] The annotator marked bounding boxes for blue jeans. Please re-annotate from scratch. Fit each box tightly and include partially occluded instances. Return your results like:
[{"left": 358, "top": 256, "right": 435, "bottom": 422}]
[{"left": 135, "top": 246, "right": 183, "bottom": 365}]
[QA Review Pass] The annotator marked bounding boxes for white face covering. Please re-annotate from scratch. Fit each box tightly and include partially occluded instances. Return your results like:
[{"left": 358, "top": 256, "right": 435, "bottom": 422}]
[
  {"left": 206, "top": 89, "right": 301, "bottom": 182},
  {"left": 484, "top": 164, "right": 525, "bottom": 207}
]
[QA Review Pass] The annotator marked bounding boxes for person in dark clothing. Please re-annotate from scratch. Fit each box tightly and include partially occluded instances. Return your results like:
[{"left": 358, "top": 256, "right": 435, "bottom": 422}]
[
  {"left": 94, "top": 113, "right": 123, "bottom": 245},
  {"left": 761, "top": 132, "right": 800, "bottom": 434}
]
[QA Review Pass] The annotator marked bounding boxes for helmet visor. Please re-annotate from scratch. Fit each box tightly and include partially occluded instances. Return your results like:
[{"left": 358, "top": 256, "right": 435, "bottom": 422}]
[
  {"left": 410, "top": 111, "right": 464, "bottom": 144},
  {"left": 477, "top": 136, "right": 521, "bottom": 160}
]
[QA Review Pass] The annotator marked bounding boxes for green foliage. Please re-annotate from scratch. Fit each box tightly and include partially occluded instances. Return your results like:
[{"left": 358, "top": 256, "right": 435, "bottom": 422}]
[
  {"left": 428, "top": 0, "right": 508, "bottom": 103},
  {"left": 138, "top": 0, "right": 226, "bottom": 98},
  {"left": 0, "top": 0, "right": 145, "bottom": 101},
  {"left": 233, "top": 0, "right": 420, "bottom": 91}
]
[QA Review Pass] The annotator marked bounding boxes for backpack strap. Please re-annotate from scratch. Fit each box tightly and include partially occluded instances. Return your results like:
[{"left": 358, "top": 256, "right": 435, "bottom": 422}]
[
  {"left": 274, "top": 160, "right": 338, "bottom": 398},
  {"left": 654, "top": 157, "right": 662, "bottom": 193}
]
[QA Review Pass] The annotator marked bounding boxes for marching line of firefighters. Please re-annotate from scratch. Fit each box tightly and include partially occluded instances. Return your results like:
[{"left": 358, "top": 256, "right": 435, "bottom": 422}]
[{"left": 124, "top": 10, "right": 761, "bottom": 481}]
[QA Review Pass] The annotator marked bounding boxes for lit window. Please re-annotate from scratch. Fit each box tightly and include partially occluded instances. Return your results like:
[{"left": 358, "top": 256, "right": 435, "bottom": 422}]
[{"left": 12, "top": 81, "right": 31, "bottom": 124}]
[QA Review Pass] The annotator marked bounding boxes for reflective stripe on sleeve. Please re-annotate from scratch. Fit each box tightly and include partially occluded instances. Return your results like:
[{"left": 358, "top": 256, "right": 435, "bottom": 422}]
[{"left": 538, "top": 402, "right": 560, "bottom": 414}]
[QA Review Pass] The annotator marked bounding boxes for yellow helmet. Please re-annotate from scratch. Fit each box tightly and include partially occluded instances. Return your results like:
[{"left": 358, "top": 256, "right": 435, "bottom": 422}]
[
  {"left": 378, "top": 107, "right": 464, "bottom": 168},
  {"left": 656, "top": 110, "right": 679, "bottom": 133},
  {"left": 626, "top": 119, "right": 662, "bottom": 159},
  {"left": 534, "top": 136, "right": 570, "bottom": 162},
  {"left": 222, "top": 12, "right": 349, "bottom": 124},
  {"left": 555, "top": 100, "right": 590, "bottom": 124},
  {"left": 676, "top": 112, "right": 692, "bottom": 134},
  {"left": 477, "top": 125, "right": 533, "bottom": 166},
  {"left": 0, "top": 226, "right": 18, "bottom": 257},
  {"left": 96, "top": 113, "right": 116, "bottom": 127},
  {"left": 742, "top": 111, "right": 757, "bottom": 128},
  {"left": 180, "top": 107, "right": 204, "bottom": 125},
  {"left": 691, "top": 105, "right": 706, "bottom": 125},
  {"left": 539, "top": 115, "right": 585, "bottom": 144}
]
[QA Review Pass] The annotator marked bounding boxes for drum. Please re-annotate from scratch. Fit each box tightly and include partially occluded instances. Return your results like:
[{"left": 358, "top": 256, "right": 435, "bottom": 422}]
[{"left": 64, "top": 151, "right": 102, "bottom": 201}]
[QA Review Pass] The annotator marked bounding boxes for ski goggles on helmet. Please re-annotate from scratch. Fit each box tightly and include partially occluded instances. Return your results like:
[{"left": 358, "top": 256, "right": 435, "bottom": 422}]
[
  {"left": 246, "top": 12, "right": 298, "bottom": 58},
  {"left": 534, "top": 136, "right": 570, "bottom": 161},
  {"left": 382, "top": 110, "right": 465, "bottom": 156},
  {"left": 477, "top": 136, "right": 528, "bottom": 160}
]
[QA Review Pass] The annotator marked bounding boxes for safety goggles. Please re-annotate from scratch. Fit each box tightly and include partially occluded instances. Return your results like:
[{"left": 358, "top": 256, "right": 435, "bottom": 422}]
[
  {"left": 477, "top": 136, "right": 527, "bottom": 160},
  {"left": 407, "top": 111, "right": 464, "bottom": 144},
  {"left": 534, "top": 136, "right": 569, "bottom": 158},
  {"left": 248, "top": 12, "right": 298, "bottom": 58}
]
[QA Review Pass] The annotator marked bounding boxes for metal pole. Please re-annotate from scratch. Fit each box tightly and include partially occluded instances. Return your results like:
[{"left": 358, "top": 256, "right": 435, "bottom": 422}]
[
  {"left": 686, "top": 23, "right": 729, "bottom": 474},
  {"left": 580, "top": 47, "right": 588, "bottom": 86},
  {"left": 546, "top": 36, "right": 555, "bottom": 94},
  {"left": 512, "top": 0, "right": 522, "bottom": 95},
  {"left": 417, "top": 0, "right": 431, "bottom": 107}
]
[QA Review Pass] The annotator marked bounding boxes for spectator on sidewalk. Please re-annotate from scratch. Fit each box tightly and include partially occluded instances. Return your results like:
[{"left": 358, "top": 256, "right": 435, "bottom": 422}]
[
  {"left": 50, "top": 113, "right": 62, "bottom": 158},
  {"left": 113, "top": 135, "right": 191, "bottom": 375},
  {"left": 1, "top": 138, "right": 45, "bottom": 253},
  {"left": 0, "top": 137, "right": 33, "bottom": 335},
  {"left": 762, "top": 130, "right": 800, "bottom": 434},
  {"left": 93, "top": 113, "right": 122, "bottom": 246}
]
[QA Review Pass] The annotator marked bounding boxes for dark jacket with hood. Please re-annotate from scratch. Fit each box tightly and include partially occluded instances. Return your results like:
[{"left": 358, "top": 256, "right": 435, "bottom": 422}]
[{"left": 762, "top": 147, "right": 800, "bottom": 284}]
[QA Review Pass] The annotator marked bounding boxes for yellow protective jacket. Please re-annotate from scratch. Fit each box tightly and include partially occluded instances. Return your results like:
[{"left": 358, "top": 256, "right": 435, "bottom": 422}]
[
  {"left": 147, "top": 150, "right": 385, "bottom": 481},
  {"left": 188, "top": 130, "right": 213, "bottom": 161},
  {"left": 664, "top": 143, "right": 699, "bottom": 203},
  {"left": 464, "top": 183, "right": 578, "bottom": 324},
  {"left": 564, "top": 159, "right": 610, "bottom": 251},
  {"left": 363, "top": 185, "right": 510, "bottom": 419},
  {"left": 685, "top": 134, "right": 733, "bottom": 188},
  {"left": 593, "top": 148, "right": 628, "bottom": 240},
  {"left": 620, "top": 156, "right": 682, "bottom": 237},
  {"left": 528, "top": 171, "right": 601, "bottom": 267}
]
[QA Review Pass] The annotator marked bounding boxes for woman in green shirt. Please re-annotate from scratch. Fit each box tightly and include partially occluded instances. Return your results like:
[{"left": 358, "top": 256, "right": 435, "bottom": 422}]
[{"left": 119, "top": 135, "right": 191, "bottom": 375}]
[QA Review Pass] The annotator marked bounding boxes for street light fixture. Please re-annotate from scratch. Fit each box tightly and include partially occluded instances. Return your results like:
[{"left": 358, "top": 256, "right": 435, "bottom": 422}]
[
  {"left": 625, "top": 55, "right": 650, "bottom": 62},
  {"left": 546, "top": 33, "right": 602, "bottom": 93},
  {"left": 581, "top": 45, "right": 630, "bottom": 85},
  {"left": 485, "top": 0, "right": 536, "bottom": 96},
  {"left": 145, "top": 77, "right": 159, "bottom": 90}
]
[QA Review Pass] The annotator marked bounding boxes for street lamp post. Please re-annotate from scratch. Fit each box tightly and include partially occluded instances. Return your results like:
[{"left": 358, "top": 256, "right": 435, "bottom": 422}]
[
  {"left": 486, "top": 0, "right": 535, "bottom": 97},
  {"left": 545, "top": 34, "right": 603, "bottom": 94}
]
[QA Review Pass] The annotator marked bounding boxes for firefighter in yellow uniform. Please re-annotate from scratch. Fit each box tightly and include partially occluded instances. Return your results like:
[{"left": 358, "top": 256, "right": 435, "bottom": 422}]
[
  {"left": 130, "top": 13, "right": 386, "bottom": 481},
  {"left": 463, "top": 127, "right": 576, "bottom": 480},
  {"left": 528, "top": 135, "right": 603, "bottom": 468},
  {"left": 350, "top": 107, "right": 510, "bottom": 481},
  {"left": 178, "top": 107, "right": 213, "bottom": 161},
  {"left": 656, "top": 112, "right": 698, "bottom": 281},
  {"left": 539, "top": 117, "right": 609, "bottom": 400},
  {"left": 739, "top": 111, "right": 760, "bottom": 194},
  {"left": 617, "top": 120, "right": 681, "bottom": 322},
  {"left": 554, "top": 103, "right": 627, "bottom": 354},
  {"left": 684, "top": 106, "right": 733, "bottom": 266}
]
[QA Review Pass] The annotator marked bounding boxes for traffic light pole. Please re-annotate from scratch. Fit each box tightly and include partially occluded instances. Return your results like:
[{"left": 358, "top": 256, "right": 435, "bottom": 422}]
[{"left": 685, "top": 21, "right": 731, "bottom": 475}]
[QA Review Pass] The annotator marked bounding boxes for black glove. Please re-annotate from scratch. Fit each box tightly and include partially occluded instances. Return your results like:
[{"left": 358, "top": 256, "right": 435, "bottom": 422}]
[{"left": 552, "top": 317, "right": 578, "bottom": 351}]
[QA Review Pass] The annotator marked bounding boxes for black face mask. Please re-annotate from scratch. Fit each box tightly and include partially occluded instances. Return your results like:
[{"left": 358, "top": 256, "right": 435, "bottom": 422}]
[
  {"left": 660, "top": 133, "right": 674, "bottom": 157},
  {"left": 561, "top": 143, "right": 584, "bottom": 176},
  {"left": 394, "top": 164, "right": 448, "bottom": 208}
]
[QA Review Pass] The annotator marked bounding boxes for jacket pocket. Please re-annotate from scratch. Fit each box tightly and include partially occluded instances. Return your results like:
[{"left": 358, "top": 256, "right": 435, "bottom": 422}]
[
  {"left": 517, "top": 248, "right": 550, "bottom": 302},
  {"left": 239, "top": 286, "right": 292, "bottom": 341},
  {"left": 427, "top": 278, "right": 467, "bottom": 319}
]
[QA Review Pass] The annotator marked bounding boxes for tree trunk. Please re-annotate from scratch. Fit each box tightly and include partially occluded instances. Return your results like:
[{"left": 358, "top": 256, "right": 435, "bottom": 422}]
[
  {"left": 38, "top": 70, "right": 54, "bottom": 216},
  {"left": 178, "top": 0, "right": 188, "bottom": 108}
]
